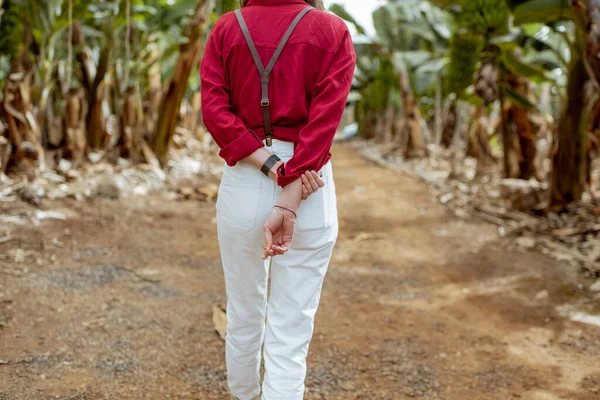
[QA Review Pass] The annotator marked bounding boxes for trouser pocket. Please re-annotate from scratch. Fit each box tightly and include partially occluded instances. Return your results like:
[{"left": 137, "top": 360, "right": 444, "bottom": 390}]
[
  {"left": 294, "top": 163, "right": 336, "bottom": 234},
  {"left": 216, "top": 179, "right": 263, "bottom": 234}
]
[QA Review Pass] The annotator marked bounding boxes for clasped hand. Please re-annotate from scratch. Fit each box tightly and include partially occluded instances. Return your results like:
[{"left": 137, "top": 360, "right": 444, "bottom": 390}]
[{"left": 262, "top": 169, "right": 324, "bottom": 259}]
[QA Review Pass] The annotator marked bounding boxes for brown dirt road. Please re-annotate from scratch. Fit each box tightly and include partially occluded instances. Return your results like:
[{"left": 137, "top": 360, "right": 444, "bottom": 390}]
[{"left": 1, "top": 144, "right": 599, "bottom": 400}]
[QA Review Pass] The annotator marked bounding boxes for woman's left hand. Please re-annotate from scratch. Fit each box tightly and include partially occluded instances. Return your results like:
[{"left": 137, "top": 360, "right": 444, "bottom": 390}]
[{"left": 261, "top": 207, "right": 296, "bottom": 259}]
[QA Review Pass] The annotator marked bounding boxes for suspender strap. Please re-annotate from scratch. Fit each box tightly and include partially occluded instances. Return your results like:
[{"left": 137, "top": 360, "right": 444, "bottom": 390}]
[{"left": 234, "top": 7, "right": 313, "bottom": 146}]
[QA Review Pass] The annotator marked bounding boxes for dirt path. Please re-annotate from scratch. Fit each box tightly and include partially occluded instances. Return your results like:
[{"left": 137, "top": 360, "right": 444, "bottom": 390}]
[{"left": 1, "top": 144, "right": 599, "bottom": 400}]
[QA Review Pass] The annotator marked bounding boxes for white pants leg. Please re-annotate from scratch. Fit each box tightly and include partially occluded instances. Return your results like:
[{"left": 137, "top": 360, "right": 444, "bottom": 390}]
[{"left": 216, "top": 140, "right": 338, "bottom": 400}]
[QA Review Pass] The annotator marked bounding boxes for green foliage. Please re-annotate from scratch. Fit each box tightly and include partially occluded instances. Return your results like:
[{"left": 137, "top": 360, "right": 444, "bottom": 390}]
[
  {"left": 454, "top": 0, "right": 509, "bottom": 37},
  {"left": 512, "top": 0, "right": 574, "bottom": 25},
  {"left": 0, "top": 0, "right": 25, "bottom": 60},
  {"left": 332, "top": 0, "right": 454, "bottom": 121},
  {"left": 499, "top": 82, "right": 537, "bottom": 108},
  {"left": 501, "top": 50, "right": 551, "bottom": 82},
  {"left": 219, "top": 0, "right": 239, "bottom": 14},
  {"left": 329, "top": 3, "right": 366, "bottom": 35},
  {"left": 446, "top": 33, "right": 484, "bottom": 95}
]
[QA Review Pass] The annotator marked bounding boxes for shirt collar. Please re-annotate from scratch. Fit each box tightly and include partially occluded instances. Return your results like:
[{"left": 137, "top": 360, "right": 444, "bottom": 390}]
[{"left": 245, "top": 0, "right": 308, "bottom": 6}]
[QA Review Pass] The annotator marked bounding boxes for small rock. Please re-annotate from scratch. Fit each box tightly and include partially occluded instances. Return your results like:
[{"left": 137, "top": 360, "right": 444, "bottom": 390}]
[
  {"left": 96, "top": 175, "right": 127, "bottom": 199},
  {"left": 88, "top": 152, "right": 103, "bottom": 164},
  {"left": 179, "top": 187, "right": 194, "bottom": 199},
  {"left": 589, "top": 280, "right": 600, "bottom": 293},
  {"left": 535, "top": 290, "right": 549, "bottom": 301},
  {"left": 35, "top": 210, "right": 68, "bottom": 221},
  {"left": 58, "top": 159, "right": 72, "bottom": 173},
  {"left": 516, "top": 236, "right": 536, "bottom": 249},
  {"left": 439, "top": 193, "right": 454, "bottom": 204},
  {"left": 12, "top": 249, "right": 26, "bottom": 263}
]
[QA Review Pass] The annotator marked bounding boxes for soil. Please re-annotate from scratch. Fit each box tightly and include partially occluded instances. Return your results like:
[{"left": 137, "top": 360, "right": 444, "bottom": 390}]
[{"left": 1, "top": 143, "right": 599, "bottom": 400}]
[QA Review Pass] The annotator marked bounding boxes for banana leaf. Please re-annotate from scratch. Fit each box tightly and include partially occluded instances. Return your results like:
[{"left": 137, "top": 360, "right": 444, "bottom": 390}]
[
  {"left": 411, "top": 58, "right": 449, "bottom": 95},
  {"left": 499, "top": 82, "right": 537, "bottom": 109},
  {"left": 501, "top": 50, "right": 552, "bottom": 82},
  {"left": 393, "top": 51, "right": 433, "bottom": 70},
  {"left": 512, "top": 0, "right": 574, "bottom": 25},
  {"left": 372, "top": 4, "right": 398, "bottom": 48},
  {"left": 329, "top": 3, "right": 367, "bottom": 35}
]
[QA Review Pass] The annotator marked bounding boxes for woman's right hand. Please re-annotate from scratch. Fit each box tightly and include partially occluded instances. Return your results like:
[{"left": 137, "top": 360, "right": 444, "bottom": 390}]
[
  {"left": 262, "top": 207, "right": 296, "bottom": 259},
  {"left": 262, "top": 178, "right": 303, "bottom": 259}
]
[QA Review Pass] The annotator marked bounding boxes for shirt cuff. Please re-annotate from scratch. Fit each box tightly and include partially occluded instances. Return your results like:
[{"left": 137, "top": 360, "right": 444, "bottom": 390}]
[
  {"left": 218, "top": 129, "right": 264, "bottom": 166},
  {"left": 277, "top": 166, "right": 301, "bottom": 187}
]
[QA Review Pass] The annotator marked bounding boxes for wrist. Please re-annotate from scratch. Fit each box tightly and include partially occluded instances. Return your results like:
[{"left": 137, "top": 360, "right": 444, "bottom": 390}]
[
  {"left": 269, "top": 161, "right": 284, "bottom": 181},
  {"left": 261, "top": 154, "right": 281, "bottom": 177},
  {"left": 274, "top": 204, "right": 297, "bottom": 219},
  {"left": 277, "top": 179, "right": 302, "bottom": 211}
]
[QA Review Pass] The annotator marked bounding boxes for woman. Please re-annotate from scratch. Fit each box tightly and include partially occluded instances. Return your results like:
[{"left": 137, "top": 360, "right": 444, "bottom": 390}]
[{"left": 200, "top": 0, "right": 355, "bottom": 398}]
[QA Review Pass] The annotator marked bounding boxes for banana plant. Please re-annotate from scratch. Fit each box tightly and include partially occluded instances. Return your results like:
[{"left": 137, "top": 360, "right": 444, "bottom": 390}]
[
  {"left": 331, "top": 0, "right": 451, "bottom": 156},
  {"left": 510, "top": 0, "right": 598, "bottom": 210},
  {"left": 438, "top": 0, "right": 569, "bottom": 180}
]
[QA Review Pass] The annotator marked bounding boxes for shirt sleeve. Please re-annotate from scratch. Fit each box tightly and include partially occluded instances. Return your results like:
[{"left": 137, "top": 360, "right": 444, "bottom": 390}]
[
  {"left": 277, "top": 30, "right": 356, "bottom": 187},
  {"left": 200, "top": 23, "right": 264, "bottom": 167}
]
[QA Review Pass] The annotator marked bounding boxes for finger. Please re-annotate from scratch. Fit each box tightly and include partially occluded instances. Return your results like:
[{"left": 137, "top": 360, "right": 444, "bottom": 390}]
[
  {"left": 261, "top": 246, "right": 267, "bottom": 260},
  {"left": 276, "top": 244, "right": 289, "bottom": 252},
  {"left": 306, "top": 171, "right": 320, "bottom": 191},
  {"left": 302, "top": 185, "right": 308, "bottom": 200},
  {"left": 301, "top": 174, "right": 313, "bottom": 195},
  {"left": 262, "top": 226, "right": 273, "bottom": 259},
  {"left": 272, "top": 245, "right": 287, "bottom": 256},
  {"left": 311, "top": 171, "right": 325, "bottom": 188}
]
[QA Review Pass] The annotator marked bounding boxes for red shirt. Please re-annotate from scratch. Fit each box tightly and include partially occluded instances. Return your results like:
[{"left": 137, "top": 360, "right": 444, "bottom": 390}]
[{"left": 200, "top": 0, "right": 355, "bottom": 186}]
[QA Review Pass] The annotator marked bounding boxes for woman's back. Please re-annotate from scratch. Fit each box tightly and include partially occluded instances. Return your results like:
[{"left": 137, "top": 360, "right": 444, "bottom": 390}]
[
  {"left": 201, "top": 0, "right": 355, "bottom": 185},
  {"left": 209, "top": 0, "right": 349, "bottom": 134}
]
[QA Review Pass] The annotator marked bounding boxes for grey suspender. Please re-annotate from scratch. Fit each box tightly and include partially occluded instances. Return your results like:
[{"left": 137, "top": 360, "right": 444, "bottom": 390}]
[{"left": 234, "top": 7, "right": 314, "bottom": 146}]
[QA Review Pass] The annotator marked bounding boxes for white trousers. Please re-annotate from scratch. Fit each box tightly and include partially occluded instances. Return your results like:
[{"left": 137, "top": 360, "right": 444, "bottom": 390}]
[{"left": 216, "top": 139, "right": 338, "bottom": 400}]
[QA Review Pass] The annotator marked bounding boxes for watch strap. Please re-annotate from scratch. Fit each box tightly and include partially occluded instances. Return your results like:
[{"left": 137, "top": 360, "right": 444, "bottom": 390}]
[{"left": 261, "top": 154, "right": 281, "bottom": 176}]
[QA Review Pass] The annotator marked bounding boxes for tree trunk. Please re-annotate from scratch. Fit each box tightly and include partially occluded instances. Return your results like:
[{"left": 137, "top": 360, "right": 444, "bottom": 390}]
[
  {"left": 399, "top": 68, "right": 426, "bottom": 157},
  {"left": 590, "top": 96, "right": 600, "bottom": 149},
  {"left": 143, "top": 44, "right": 162, "bottom": 142},
  {"left": 191, "top": 91, "right": 202, "bottom": 136},
  {"left": 434, "top": 71, "right": 443, "bottom": 146},
  {"left": 549, "top": 30, "right": 588, "bottom": 211},
  {"left": 382, "top": 103, "right": 395, "bottom": 145},
  {"left": 0, "top": 126, "right": 10, "bottom": 175},
  {"left": 1, "top": 70, "right": 44, "bottom": 178},
  {"left": 152, "top": 0, "right": 213, "bottom": 165},
  {"left": 121, "top": 87, "right": 142, "bottom": 160},
  {"left": 359, "top": 111, "right": 376, "bottom": 139},
  {"left": 72, "top": 22, "right": 111, "bottom": 149},
  {"left": 467, "top": 105, "right": 494, "bottom": 170},
  {"left": 64, "top": 87, "right": 87, "bottom": 167},
  {"left": 586, "top": 0, "right": 600, "bottom": 88},
  {"left": 440, "top": 101, "right": 456, "bottom": 148},
  {"left": 501, "top": 73, "right": 537, "bottom": 179},
  {"left": 500, "top": 87, "right": 517, "bottom": 178}
]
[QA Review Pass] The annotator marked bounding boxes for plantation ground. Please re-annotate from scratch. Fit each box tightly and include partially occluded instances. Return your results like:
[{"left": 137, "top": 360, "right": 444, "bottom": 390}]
[{"left": 1, "top": 144, "right": 599, "bottom": 400}]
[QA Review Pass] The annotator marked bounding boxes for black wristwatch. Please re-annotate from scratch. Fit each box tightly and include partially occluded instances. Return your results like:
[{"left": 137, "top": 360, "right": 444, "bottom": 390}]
[{"left": 261, "top": 154, "right": 281, "bottom": 177}]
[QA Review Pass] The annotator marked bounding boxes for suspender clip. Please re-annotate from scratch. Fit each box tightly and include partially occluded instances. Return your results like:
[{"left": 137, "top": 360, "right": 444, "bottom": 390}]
[{"left": 261, "top": 99, "right": 270, "bottom": 107}]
